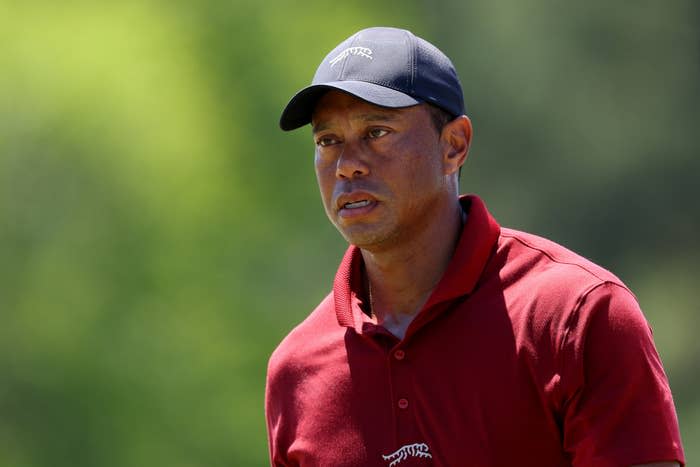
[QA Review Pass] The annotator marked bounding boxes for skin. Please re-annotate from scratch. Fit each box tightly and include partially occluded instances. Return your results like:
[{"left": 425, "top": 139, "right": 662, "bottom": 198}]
[
  {"left": 311, "top": 91, "right": 680, "bottom": 467},
  {"left": 312, "top": 90, "right": 470, "bottom": 338}
]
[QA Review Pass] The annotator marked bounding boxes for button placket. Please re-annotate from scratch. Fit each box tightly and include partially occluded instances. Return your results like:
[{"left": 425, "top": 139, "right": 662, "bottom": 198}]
[{"left": 389, "top": 343, "right": 415, "bottom": 448}]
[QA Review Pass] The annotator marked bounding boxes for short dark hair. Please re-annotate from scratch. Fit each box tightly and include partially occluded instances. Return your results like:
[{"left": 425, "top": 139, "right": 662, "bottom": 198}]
[
  {"left": 425, "top": 103, "right": 463, "bottom": 180},
  {"left": 426, "top": 103, "right": 454, "bottom": 134}
]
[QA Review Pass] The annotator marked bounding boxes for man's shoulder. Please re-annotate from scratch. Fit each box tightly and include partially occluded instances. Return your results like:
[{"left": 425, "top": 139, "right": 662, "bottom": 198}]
[
  {"left": 267, "top": 292, "right": 342, "bottom": 379},
  {"left": 498, "top": 227, "right": 627, "bottom": 289}
]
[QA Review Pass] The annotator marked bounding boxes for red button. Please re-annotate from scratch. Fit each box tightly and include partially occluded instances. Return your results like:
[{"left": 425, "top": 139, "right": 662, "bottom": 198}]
[
  {"left": 398, "top": 398, "right": 409, "bottom": 409},
  {"left": 394, "top": 350, "right": 405, "bottom": 360}
]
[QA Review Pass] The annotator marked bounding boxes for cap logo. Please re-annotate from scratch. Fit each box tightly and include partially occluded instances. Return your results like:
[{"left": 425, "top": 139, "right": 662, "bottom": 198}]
[{"left": 329, "top": 47, "right": 373, "bottom": 68}]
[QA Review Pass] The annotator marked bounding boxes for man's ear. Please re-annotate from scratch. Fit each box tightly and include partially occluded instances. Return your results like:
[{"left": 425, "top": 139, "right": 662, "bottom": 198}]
[{"left": 441, "top": 116, "right": 472, "bottom": 176}]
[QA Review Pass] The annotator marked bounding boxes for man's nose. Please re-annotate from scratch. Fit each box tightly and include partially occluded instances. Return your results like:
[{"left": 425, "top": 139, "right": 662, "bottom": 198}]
[{"left": 335, "top": 143, "right": 370, "bottom": 179}]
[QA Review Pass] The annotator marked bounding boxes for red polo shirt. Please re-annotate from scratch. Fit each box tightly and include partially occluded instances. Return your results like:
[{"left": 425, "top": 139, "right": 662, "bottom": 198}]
[{"left": 265, "top": 195, "right": 684, "bottom": 466}]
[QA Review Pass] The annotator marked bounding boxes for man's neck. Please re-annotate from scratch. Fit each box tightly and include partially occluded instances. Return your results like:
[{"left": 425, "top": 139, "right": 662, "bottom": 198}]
[{"left": 360, "top": 199, "right": 465, "bottom": 339}]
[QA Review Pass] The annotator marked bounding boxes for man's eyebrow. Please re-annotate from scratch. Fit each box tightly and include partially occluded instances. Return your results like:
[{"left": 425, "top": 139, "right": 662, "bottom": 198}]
[
  {"left": 352, "top": 113, "right": 398, "bottom": 123},
  {"left": 313, "top": 112, "right": 398, "bottom": 133},
  {"left": 312, "top": 122, "right": 329, "bottom": 134}
]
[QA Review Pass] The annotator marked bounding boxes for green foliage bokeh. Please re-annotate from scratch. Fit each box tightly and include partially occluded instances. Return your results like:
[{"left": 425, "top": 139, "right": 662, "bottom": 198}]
[{"left": 1, "top": 1, "right": 697, "bottom": 465}]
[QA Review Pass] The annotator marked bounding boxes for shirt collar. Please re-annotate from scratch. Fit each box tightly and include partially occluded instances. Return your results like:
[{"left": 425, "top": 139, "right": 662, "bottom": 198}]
[{"left": 333, "top": 194, "right": 501, "bottom": 333}]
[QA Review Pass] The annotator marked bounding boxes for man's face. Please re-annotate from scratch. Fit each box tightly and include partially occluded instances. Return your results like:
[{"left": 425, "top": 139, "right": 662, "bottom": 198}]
[{"left": 311, "top": 90, "right": 451, "bottom": 251}]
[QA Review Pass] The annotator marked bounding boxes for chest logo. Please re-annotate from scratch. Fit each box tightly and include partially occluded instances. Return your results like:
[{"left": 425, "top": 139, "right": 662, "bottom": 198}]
[
  {"left": 382, "top": 442, "right": 433, "bottom": 466},
  {"left": 329, "top": 47, "right": 373, "bottom": 68}
]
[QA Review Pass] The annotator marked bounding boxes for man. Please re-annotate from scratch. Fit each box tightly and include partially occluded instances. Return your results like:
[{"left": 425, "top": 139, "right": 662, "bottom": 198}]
[{"left": 265, "top": 27, "right": 685, "bottom": 466}]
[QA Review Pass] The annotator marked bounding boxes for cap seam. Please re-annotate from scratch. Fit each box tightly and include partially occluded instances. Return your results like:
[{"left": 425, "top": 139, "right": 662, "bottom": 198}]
[
  {"left": 338, "top": 32, "right": 361, "bottom": 81},
  {"left": 319, "top": 78, "right": 424, "bottom": 97},
  {"left": 407, "top": 30, "right": 416, "bottom": 94},
  {"left": 355, "top": 78, "right": 418, "bottom": 92}
]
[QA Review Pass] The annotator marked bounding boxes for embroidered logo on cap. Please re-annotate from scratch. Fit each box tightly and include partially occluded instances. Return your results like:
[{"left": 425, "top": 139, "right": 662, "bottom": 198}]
[
  {"left": 329, "top": 47, "right": 373, "bottom": 68},
  {"left": 382, "top": 442, "right": 433, "bottom": 466}
]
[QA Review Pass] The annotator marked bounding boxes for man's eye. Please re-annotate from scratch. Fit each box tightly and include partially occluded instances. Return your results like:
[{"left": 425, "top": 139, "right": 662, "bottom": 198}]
[
  {"left": 316, "top": 136, "right": 338, "bottom": 147},
  {"left": 367, "top": 128, "right": 389, "bottom": 139}
]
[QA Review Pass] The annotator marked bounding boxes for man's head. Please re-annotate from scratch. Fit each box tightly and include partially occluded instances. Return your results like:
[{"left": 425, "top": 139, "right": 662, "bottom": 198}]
[{"left": 280, "top": 27, "right": 472, "bottom": 250}]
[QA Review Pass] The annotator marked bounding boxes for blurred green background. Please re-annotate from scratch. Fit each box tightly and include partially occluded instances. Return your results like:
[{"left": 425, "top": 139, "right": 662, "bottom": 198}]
[{"left": 1, "top": 0, "right": 697, "bottom": 465}]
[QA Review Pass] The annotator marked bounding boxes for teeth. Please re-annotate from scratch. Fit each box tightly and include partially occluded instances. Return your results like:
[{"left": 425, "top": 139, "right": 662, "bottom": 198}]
[{"left": 344, "top": 200, "right": 370, "bottom": 209}]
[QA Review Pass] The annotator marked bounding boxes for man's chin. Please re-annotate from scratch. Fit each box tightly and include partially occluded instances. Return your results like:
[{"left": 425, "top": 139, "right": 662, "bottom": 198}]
[
  {"left": 338, "top": 226, "right": 394, "bottom": 251},
  {"left": 339, "top": 228, "right": 376, "bottom": 246}
]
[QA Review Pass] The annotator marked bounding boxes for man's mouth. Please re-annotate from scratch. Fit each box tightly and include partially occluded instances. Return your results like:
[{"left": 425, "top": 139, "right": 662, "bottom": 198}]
[
  {"left": 336, "top": 192, "right": 378, "bottom": 217},
  {"left": 343, "top": 200, "right": 371, "bottom": 209}
]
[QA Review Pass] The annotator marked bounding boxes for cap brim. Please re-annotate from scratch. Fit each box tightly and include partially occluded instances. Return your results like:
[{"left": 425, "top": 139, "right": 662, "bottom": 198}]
[{"left": 279, "top": 81, "right": 422, "bottom": 131}]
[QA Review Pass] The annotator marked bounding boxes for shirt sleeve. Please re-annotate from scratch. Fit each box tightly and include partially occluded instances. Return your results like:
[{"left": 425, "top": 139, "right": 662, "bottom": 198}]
[
  {"left": 560, "top": 282, "right": 685, "bottom": 467},
  {"left": 265, "top": 352, "right": 294, "bottom": 467}
]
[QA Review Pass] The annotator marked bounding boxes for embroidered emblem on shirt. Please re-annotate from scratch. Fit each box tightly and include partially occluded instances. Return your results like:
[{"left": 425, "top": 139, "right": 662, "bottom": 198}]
[
  {"left": 329, "top": 47, "right": 373, "bottom": 67},
  {"left": 382, "top": 442, "right": 433, "bottom": 466}
]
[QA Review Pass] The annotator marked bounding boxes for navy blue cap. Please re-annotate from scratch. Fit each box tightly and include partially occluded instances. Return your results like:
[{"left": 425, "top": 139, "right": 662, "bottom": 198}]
[{"left": 279, "top": 27, "right": 465, "bottom": 131}]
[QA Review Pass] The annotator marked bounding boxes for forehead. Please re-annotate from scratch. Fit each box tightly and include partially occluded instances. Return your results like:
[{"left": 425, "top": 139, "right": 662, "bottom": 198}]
[{"left": 311, "top": 90, "right": 424, "bottom": 132}]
